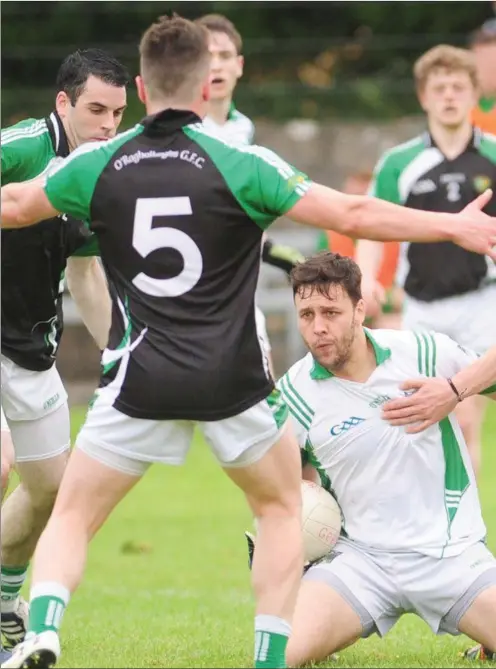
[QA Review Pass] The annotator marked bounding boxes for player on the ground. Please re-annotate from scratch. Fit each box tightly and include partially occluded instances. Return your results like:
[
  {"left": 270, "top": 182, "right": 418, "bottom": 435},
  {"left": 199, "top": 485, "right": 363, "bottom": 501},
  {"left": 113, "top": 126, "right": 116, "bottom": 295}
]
[
  {"left": 356, "top": 45, "right": 496, "bottom": 478},
  {"left": 2, "top": 15, "right": 496, "bottom": 669},
  {"left": 274, "top": 252, "right": 496, "bottom": 667},
  {"left": 196, "top": 12, "right": 304, "bottom": 375},
  {"left": 0, "top": 48, "right": 128, "bottom": 651}
]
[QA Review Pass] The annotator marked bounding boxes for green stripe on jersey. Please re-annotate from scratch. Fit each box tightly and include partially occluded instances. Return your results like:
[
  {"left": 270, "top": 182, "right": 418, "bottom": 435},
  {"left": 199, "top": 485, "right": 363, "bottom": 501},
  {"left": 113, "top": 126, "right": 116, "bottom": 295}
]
[
  {"left": 414, "top": 331, "right": 437, "bottom": 377},
  {"left": 278, "top": 375, "right": 313, "bottom": 430},
  {"left": 44, "top": 124, "right": 143, "bottom": 222}
]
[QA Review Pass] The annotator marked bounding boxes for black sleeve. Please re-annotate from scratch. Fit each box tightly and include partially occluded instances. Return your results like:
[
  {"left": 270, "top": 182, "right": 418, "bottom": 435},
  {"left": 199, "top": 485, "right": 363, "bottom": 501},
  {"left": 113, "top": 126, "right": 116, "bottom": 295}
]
[{"left": 62, "top": 216, "right": 97, "bottom": 258}]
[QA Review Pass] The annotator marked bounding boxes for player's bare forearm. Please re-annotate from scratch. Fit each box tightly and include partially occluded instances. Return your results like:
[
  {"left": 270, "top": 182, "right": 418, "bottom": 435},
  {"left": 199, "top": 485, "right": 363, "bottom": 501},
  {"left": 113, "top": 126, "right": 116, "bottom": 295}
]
[
  {"left": 66, "top": 257, "right": 111, "bottom": 350},
  {"left": 451, "top": 346, "right": 496, "bottom": 399},
  {"left": 355, "top": 239, "right": 384, "bottom": 280},
  {"left": 1, "top": 182, "right": 58, "bottom": 229},
  {"left": 289, "top": 184, "right": 454, "bottom": 242}
]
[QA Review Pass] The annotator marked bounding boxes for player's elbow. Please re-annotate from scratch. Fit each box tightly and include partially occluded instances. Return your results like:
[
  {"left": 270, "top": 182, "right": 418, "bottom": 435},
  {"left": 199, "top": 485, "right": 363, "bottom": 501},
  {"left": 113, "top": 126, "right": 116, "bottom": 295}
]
[{"left": 340, "top": 196, "right": 374, "bottom": 239}]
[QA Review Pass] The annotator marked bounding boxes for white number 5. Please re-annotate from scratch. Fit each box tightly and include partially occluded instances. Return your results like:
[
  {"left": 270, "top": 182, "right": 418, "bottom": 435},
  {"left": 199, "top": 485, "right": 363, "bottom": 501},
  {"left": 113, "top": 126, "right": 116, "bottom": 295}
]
[{"left": 132, "top": 197, "right": 203, "bottom": 297}]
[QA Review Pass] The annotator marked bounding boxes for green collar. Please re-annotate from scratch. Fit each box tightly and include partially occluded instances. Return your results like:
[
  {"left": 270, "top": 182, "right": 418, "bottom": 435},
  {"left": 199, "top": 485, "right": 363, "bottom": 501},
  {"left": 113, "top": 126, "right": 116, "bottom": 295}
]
[
  {"left": 478, "top": 96, "right": 496, "bottom": 113},
  {"left": 310, "top": 328, "right": 391, "bottom": 380}
]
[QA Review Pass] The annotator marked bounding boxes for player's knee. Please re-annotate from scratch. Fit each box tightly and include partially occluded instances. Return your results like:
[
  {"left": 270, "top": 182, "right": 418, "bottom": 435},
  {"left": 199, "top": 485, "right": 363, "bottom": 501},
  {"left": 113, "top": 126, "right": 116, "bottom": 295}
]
[
  {"left": 17, "top": 452, "right": 69, "bottom": 511},
  {"left": 1, "top": 431, "right": 15, "bottom": 493}
]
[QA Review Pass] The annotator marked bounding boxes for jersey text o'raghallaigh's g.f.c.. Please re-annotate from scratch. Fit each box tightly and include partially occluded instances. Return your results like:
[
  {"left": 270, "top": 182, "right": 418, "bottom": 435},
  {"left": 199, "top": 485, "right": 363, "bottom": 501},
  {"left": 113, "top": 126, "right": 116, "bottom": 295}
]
[{"left": 44, "top": 109, "right": 311, "bottom": 421}]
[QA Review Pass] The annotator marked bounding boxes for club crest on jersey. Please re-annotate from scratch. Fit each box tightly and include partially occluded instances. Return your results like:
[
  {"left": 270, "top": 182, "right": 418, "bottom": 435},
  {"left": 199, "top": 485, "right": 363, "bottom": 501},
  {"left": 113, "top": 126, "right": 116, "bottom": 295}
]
[
  {"left": 330, "top": 416, "right": 365, "bottom": 436},
  {"left": 473, "top": 175, "right": 492, "bottom": 193}
]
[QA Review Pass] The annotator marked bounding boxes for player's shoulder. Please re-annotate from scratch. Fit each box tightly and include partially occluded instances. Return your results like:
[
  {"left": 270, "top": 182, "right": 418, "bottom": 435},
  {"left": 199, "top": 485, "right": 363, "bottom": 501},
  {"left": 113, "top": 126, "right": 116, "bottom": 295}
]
[
  {"left": 277, "top": 354, "right": 316, "bottom": 428},
  {"left": 374, "top": 133, "right": 427, "bottom": 173},
  {"left": 1, "top": 117, "right": 48, "bottom": 144},
  {"left": 49, "top": 124, "right": 143, "bottom": 177},
  {"left": 368, "top": 327, "right": 432, "bottom": 367},
  {"left": 185, "top": 120, "right": 295, "bottom": 172},
  {"left": 1, "top": 117, "right": 50, "bottom": 157},
  {"left": 478, "top": 129, "right": 496, "bottom": 162},
  {"left": 230, "top": 108, "right": 255, "bottom": 142}
]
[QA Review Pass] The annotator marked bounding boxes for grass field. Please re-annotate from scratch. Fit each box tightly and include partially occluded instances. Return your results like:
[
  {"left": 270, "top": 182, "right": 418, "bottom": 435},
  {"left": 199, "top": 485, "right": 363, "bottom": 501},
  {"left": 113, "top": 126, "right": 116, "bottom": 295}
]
[{"left": 14, "top": 404, "right": 496, "bottom": 668}]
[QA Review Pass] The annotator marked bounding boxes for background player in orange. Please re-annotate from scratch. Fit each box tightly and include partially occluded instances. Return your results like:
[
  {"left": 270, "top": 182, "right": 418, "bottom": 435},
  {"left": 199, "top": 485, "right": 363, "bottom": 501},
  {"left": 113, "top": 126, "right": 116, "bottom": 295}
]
[{"left": 470, "top": 19, "right": 496, "bottom": 134}]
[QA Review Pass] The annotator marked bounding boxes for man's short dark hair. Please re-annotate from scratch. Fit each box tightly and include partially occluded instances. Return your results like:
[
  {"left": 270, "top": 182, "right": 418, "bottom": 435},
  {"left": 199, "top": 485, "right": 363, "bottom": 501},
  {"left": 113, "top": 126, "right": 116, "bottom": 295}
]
[
  {"left": 139, "top": 14, "right": 210, "bottom": 101},
  {"left": 56, "top": 48, "right": 130, "bottom": 105},
  {"left": 290, "top": 252, "right": 363, "bottom": 306},
  {"left": 194, "top": 13, "right": 243, "bottom": 54}
]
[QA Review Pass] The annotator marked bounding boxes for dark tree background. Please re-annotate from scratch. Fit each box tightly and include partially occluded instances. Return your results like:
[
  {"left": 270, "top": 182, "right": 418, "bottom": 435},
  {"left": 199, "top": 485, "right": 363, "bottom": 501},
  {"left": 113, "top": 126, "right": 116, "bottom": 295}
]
[{"left": 2, "top": 1, "right": 494, "bottom": 124}]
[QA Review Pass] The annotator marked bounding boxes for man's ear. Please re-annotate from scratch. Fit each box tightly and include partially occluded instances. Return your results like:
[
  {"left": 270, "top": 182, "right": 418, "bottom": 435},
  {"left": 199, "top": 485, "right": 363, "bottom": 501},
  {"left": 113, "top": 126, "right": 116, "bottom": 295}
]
[{"left": 55, "top": 91, "right": 70, "bottom": 119}]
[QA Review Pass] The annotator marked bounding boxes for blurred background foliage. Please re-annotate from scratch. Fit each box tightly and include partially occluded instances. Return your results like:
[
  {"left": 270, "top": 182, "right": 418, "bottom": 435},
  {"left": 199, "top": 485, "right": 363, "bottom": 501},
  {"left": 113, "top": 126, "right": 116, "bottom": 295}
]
[{"left": 2, "top": 1, "right": 494, "bottom": 125}]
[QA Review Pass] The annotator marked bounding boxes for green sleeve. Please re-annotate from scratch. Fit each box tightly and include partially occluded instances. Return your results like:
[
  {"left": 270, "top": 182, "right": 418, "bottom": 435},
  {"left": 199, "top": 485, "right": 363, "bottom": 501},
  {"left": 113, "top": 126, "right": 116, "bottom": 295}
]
[
  {"left": 480, "top": 383, "right": 496, "bottom": 396},
  {"left": 44, "top": 124, "right": 143, "bottom": 222},
  {"left": 1, "top": 119, "right": 52, "bottom": 184},
  {"left": 183, "top": 125, "right": 312, "bottom": 230},
  {"left": 368, "top": 154, "right": 400, "bottom": 204}
]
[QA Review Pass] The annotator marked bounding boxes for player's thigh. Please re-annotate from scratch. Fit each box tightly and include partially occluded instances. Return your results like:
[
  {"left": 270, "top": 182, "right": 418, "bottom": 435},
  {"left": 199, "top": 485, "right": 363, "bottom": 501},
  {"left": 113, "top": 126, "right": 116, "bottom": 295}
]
[
  {"left": 457, "top": 585, "right": 496, "bottom": 651},
  {"left": 302, "top": 541, "right": 400, "bottom": 641},
  {"left": 15, "top": 448, "right": 69, "bottom": 505},
  {"left": 77, "top": 390, "right": 195, "bottom": 470},
  {"left": 200, "top": 395, "right": 301, "bottom": 514},
  {"left": 72, "top": 403, "right": 195, "bottom": 537},
  {"left": 1, "top": 407, "right": 15, "bottom": 494},
  {"left": 8, "top": 402, "right": 70, "bottom": 467},
  {"left": 406, "top": 541, "right": 496, "bottom": 636},
  {"left": 287, "top": 579, "right": 364, "bottom": 667},
  {"left": 1, "top": 356, "right": 67, "bottom": 423}
]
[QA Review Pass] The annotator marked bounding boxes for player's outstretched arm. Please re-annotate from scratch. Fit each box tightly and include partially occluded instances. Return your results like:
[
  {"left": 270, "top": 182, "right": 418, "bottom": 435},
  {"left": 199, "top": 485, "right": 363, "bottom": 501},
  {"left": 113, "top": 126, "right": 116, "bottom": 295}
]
[
  {"left": 286, "top": 184, "right": 496, "bottom": 259},
  {"left": 382, "top": 344, "right": 496, "bottom": 432},
  {"left": 1, "top": 181, "right": 58, "bottom": 229}
]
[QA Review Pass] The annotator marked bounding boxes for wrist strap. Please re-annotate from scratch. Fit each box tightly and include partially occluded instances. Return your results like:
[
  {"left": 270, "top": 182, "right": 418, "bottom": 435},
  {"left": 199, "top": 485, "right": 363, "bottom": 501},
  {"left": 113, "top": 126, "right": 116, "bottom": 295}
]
[{"left": 447, "top": 377, "right": 463, "bottom": 402}]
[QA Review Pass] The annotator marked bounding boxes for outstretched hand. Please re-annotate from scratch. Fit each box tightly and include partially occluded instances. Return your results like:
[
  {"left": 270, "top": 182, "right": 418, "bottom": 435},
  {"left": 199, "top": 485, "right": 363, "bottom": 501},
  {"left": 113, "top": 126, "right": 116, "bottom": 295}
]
[{"left": 455, "top": 189, "right": 496, "bottom": 260}]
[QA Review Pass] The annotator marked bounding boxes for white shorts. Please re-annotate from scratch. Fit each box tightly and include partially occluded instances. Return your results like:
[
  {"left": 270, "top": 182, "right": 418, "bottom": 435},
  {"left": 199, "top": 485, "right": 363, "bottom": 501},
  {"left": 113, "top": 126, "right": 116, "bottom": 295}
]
[
  {"left": 402, "top": 282, "right": 496, "bottom": 354},
  {"left": 304, "top": 538, "right": 496, "bottom": 637},
  {"left": 76, "top": 384, "right": 289, "bottom": 476},
  {"left": 1, "top": 406, "right": 9, "bottom": 433},
  {"left": 1, "top": 355, "right": 70, "bottom": 462},
  {"left": 255, "top": 306, "right": 272, "bottom": 355}
]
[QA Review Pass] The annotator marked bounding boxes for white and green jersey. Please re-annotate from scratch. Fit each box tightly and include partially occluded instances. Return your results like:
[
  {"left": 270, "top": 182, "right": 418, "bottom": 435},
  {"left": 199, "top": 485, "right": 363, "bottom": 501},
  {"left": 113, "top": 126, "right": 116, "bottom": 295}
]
[
  {"left": 203, "top": 103, "right": 255, "bottom": 146},
  {"left": 278, "top": 328, "right": 496, "bottom": 558}
]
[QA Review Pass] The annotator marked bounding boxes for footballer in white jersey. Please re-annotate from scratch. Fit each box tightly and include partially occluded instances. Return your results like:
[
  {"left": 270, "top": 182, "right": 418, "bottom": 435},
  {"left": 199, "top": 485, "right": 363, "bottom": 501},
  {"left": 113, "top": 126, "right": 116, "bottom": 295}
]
[
  {"left": 276, "top": 252, "right": 496, "bottom": 668},
  {"left": 203, "top": 103, "right": 255, "bottom": 146}
]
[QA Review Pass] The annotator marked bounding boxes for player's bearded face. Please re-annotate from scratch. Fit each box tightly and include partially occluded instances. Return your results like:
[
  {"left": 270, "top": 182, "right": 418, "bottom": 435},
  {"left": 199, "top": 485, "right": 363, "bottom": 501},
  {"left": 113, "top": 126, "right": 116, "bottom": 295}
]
[
  {"left": 56, "top": 75, "right": 127, "bottom": 149},
  {"left": 296, "top": 285, "right": 363, "bottom": 371},
  {"left": 419, "top": 69, "right": 477, "bottom": 129}
]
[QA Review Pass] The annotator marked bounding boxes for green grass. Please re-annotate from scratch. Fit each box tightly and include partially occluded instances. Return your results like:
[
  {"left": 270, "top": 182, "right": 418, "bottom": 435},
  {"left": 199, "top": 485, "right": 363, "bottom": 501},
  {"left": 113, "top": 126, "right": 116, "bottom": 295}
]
[{"left": 14, "top": 405, "right": 496, "bottom": 667}]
